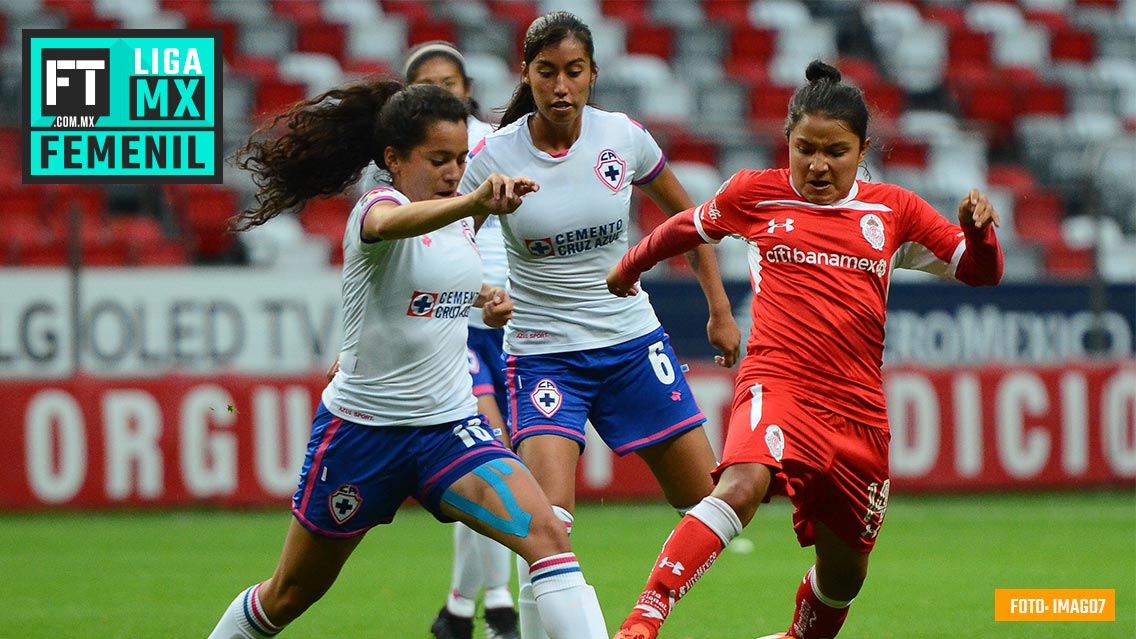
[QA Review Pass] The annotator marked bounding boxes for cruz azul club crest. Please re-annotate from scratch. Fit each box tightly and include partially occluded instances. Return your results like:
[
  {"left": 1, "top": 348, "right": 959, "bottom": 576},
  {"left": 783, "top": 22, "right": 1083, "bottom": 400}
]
[
  {"left": 329, "top": 484, "right": 362, "bottom": 525},
  {"left": 530, "top": 378, "right": 563, "bottom": 417},
  {"left": 860, "top": 214, "right": 886, "bottom": 251},
  {"left": 594, "top": 149, "right": 626, "bottom": 192}
]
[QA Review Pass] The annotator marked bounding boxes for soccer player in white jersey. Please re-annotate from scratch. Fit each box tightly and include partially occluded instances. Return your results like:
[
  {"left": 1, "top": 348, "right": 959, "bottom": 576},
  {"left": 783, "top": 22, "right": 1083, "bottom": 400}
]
[
  {"left": 206, "top": 80, "right": 608, "bottom": 639},
  {"left": 607, "top": 60, "right": 1004, "bottom": 639},
  {"left": 458, "top": 12, "right": 743, "bottom": 639},
  {"left": 402, "top": 40, "right": 519, "bottom": 639}
]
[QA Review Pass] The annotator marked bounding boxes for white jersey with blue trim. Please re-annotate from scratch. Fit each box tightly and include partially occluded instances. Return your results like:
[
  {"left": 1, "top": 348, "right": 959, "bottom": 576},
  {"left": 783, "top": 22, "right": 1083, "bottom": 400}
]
[
  {"left": 459, "top": 106, "right": 665, "bottom": 355},
  {"left": 322, "top": 187, "right": 481, "bottom": 426}
]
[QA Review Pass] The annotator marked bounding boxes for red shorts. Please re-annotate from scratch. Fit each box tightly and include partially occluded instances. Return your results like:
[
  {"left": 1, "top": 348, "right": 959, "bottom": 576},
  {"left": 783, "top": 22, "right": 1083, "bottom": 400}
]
[{"left": 712, "top": 376, "right": 891, "bottom": 552}]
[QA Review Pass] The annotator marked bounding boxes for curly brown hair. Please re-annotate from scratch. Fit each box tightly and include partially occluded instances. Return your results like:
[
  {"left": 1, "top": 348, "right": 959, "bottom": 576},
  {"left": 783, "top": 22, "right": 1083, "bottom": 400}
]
[{"left": 231, "top": 80, "right": 468, "bottom": 231}]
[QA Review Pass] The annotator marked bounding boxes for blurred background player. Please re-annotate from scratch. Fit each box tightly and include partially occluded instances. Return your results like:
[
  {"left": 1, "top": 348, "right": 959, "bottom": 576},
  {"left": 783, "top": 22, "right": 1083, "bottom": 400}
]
[
  {"left": 402, "top": 39, "right": 520, "bottom": 639},
  {"left": 459, "top": 11, "right": 742, "bottom": 639},
  {"left": 207, "top": 79, "right": 609, "bottom": 639},
  {"left": 606, "top": 60, "right": 1004, "bottom": 639}
]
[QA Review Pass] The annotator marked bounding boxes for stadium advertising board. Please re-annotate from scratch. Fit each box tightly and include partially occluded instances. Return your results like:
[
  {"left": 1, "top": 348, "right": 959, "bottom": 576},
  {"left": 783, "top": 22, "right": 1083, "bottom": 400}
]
[
  {"left": 0, "top": 270, "right": 1132, "bottom": 508},
  {"left": 0, "top": 363, "right": 1132, "bottom": 509}
]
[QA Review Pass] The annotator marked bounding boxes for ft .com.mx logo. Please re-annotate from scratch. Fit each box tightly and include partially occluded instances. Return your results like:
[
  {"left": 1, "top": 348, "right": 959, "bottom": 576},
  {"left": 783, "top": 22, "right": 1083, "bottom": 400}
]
[{"left": 22, "top": 29, "right": 222, "bottom": 184}]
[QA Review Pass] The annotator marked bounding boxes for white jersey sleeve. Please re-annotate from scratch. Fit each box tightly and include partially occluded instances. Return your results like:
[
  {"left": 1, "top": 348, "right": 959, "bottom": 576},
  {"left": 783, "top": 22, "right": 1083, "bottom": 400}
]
[
  {"left": 459, "top": 106, "right": 664, "bottom": 355},
  {"left": 322, "top": 187, "right": 481, "bottom": 426}
]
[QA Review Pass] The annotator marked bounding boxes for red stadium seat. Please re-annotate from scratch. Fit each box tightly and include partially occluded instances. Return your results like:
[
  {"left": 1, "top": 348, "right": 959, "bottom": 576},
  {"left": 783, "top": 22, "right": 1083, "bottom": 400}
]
[
  {"left": 171, "top": 186, "right": 240, "bottom": 260},
  {"left": 1015, "top": 81, "right": 1067, "bottom": 117},
  {"left": 1013, "top": 191, "right": 1064, "bottom": 247},
  {"left": 862, "top": 78, "right": 906, "bottom": 123},
  {"left": 15, "top": 237, "right": 69, "bottom": 267},
  {"left": 626, "top": 23, "right": 674, "bottom": 60},
  {"left": 703, "top": 0, "right": 750, "bottom": 25},
  {"left": 987, "top": 164, "right": 1039, "bottom": 201},
  {"left": 271, "top": 0, "right": 323, "bottom": 23},
  {"left": 666, "top": 135, "right": 719, "bottom": 166},
  {"left": 42, "top": 0, "right": 98, "bottom": 22},
  {"left": 161, "top": 0, "right": 212, "bottom": 21},
  {"left": 947, "top": 27, "right": 993, "bottom": 71},
  {"left": 408, "top": 19, "right": 458, "bottom": 47},
  {"left": 230, "top": 55, "right": 280, "bottom": 83},
  {"left": 299, "top": 196, "right": 353, "bottom": 265},
  {"left": 135, "top": 241, "right": 191, "bottom": 266},
  {"left": 921, "top": 2, "right": 966, "bottom": 31},
  {"left": 1049, "top": 27, "right": 1096, "bottom": 64},
  {"left": 383, "top": 0, "right": 433, "bottom": 22},
  {"left": 1045, "top": 246, "right": 1095, "bottom": 279},
  {"left": 724, "top": 26, "right": 776, "bottom": 85},
  {"left": 949, "top": 71, "right": 1016, "bottom": 146},
  {"left": 4, "top": 218, "right": 45, "bottom": 266},
  {"left": 186, "top": 17, "right": 240, "bottom": 63},
  {"left": 488, "top": 0, "right": 541, "bottom": 30},
  {"left": 882, "top": 137, "right": 929, "bottom": 169},
  {"left": 296, "top": 21, "right": 348, "bottom": 63},
  {"left": 750, "top": 84, "right": 796, "bottom": 134},
  {"left": 252, "top": 79, "right": 308, "bottom": 121},
  {"left": 601, "top": 0, "right": 650, "bottom": 26},
  {"left": 81, "top": 237, "right": 131, "bottom": 267}
]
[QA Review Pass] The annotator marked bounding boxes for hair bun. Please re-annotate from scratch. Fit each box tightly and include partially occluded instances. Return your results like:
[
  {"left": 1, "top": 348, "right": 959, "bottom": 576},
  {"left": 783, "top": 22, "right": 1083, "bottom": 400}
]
[{"left": 804, "top": 60, "right": 841, "bottom": 84}]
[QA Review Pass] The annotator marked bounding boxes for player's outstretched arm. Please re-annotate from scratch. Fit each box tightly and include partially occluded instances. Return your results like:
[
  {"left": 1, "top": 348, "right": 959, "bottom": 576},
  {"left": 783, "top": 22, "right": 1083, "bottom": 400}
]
[
  {"left": 638, "top": 167, "right": 741, "bottom": 367},
  {"left": 364, "top": 175, "right": 538, "bottom": 240}
]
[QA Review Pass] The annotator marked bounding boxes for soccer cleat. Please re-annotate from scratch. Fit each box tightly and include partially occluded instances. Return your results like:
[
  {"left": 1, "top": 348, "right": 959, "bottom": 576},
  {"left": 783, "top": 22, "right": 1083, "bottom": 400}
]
[
  {"left": 484, "top": 606, "right": 519, "bottom": 639},
  {"left": 612, "top": 621, "right": 658, "bottom": 639},
  {"left": 430, "top": 607, "right": 473, "bottom": 639}
]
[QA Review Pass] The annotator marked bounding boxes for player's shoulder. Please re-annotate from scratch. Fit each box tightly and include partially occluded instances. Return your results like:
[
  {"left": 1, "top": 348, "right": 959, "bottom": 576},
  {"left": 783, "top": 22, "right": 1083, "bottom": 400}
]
[
  {"left": 721, "top": 167, "right": 791, "bottom": 198},
  {"left": 852, "top": 179, "right": 919, "bottom": 209},
  {"left": 360, "top": 185, "right": 407, "bottom": 207},
  {"left": 583, "top": 105, "right": 650, "bottom": 135}
]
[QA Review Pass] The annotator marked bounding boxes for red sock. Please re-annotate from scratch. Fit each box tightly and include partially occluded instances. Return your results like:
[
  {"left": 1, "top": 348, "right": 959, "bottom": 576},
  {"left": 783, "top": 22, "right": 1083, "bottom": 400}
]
[
  {"left": 619, "top": 515, "right": 725, "bottom": 638},
  {"left": 788, "top": 568, "right": 850, "bottom": 639}
]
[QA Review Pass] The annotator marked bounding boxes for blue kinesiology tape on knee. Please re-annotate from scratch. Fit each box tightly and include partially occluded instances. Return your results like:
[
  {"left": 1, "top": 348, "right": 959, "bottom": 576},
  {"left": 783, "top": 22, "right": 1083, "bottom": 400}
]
[{"left": 443, "top": 459, "right": 533, "bottom": 537}]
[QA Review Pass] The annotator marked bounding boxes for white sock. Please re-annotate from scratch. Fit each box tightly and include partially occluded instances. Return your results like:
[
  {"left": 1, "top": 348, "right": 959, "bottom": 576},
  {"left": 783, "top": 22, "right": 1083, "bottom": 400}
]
[
  {"left": 529, "top": 553, "right": 607, "bottom": 639},
  {"left": 445, "top": 523, "right": 480, "bottom": 618},
  {"left": 208, "top": 583, "right": 283, "bottom": 639},
  {"left": 517, "top": 506, "right": 574, "bottom": 639},
  {"left": 687, "top": 496, "right": 744, "bottom": 546},
  {"left": 479, "top": 531, "right": 515, "bottom": 610}
]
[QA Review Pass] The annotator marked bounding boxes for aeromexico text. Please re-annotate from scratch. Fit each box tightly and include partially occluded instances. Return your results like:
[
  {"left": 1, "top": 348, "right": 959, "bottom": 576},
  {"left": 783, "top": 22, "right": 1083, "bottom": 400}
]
[{"left": 0, "top": 270, "right": 1131, "bottom": 377}]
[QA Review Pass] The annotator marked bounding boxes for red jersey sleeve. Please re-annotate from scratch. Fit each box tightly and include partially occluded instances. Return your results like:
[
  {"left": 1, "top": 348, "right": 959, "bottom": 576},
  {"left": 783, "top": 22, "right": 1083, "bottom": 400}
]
[
  {"left": 893, "top": 188, "right": 1003, "bottom": 286},
  {"left": 692, "top": 171, "right": 750, "bottom": 242}
]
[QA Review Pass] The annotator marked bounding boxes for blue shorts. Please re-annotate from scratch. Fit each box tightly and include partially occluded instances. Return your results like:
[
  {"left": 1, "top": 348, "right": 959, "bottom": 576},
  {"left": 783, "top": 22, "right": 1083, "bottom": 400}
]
[
  {"left": 505, "top": 326, "right": 705, "bottom": 456},
  {"left": 292, "top": 402, "right": 520, "bottom": 538},
  {"left": 468, "top": 326, "right": 508, "bottom": 422}
]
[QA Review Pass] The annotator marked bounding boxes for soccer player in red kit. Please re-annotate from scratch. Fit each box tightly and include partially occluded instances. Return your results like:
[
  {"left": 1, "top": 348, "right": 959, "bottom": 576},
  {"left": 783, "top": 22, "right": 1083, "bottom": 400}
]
[{"left": 607, "top": 60, "right": 1004, "bottom": 639}]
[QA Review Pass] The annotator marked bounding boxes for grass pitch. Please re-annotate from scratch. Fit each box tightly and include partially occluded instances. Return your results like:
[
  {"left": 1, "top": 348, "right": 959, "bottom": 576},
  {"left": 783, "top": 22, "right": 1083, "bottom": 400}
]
[{"left": 1, "top": 491, "right": 1132, "bottom": 638}]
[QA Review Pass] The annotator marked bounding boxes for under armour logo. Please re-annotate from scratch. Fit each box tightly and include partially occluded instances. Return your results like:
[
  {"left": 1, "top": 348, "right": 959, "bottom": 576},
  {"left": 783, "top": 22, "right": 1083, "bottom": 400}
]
[
  {"left": 658, "top": 557, "right": 684, "bottom": 576},
  {"left": 767, "top": 218, "right": 794, "bottom": 233}
]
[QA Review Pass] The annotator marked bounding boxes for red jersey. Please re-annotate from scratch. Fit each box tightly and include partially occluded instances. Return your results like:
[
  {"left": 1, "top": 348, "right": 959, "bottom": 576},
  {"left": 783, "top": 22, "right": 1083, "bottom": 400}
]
[{"left": 686, "top": 168, "right": 998, "bottom": 428}]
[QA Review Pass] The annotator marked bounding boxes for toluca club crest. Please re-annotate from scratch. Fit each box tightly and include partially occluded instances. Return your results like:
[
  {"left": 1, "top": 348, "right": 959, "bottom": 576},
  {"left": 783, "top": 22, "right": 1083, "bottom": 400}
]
[
  {"left": 594, "top": 149, "right": 626, "bottom": 192},
  {"left": 329, "top": 484, "right": 362, "bottom": 525},
  {"left": 860, "top": 213, "right": 886, "bottom": 251}
]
